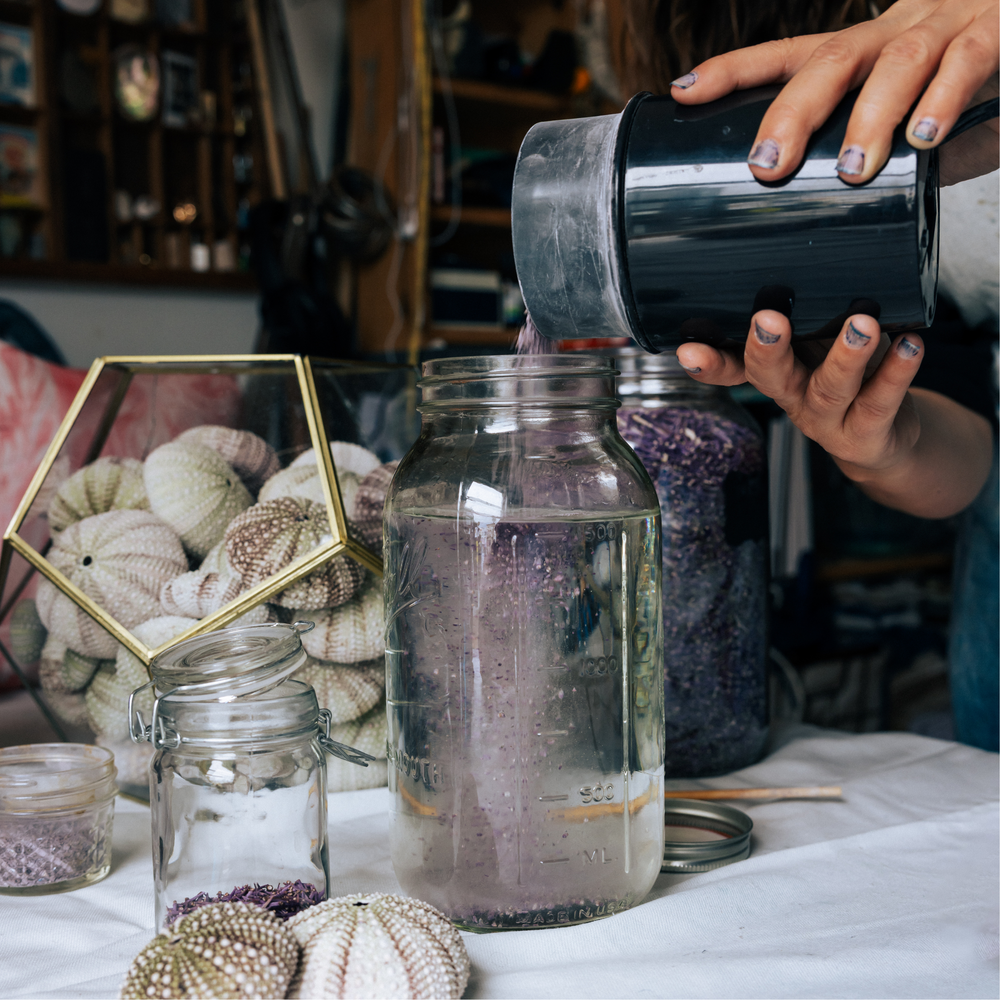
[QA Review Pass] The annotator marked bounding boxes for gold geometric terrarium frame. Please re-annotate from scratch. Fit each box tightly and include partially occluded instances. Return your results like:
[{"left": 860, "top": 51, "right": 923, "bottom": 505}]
[{"left": 0, "top": 354, "right": 397, "bottom": 667}]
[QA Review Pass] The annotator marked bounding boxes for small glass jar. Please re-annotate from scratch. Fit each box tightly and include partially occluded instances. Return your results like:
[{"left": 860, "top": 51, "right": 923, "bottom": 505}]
[
  {"left": 615, "top": 349, "right": 769, "bottom": 777},
  {"left": 0, "top": 743, "right": 117, "bottom": 895},
  {"left": 129, "top": 621, "right": 374, "bottom": 930},
  {"left": 384, "top": 355, "right": 664, "bottom": 930}
]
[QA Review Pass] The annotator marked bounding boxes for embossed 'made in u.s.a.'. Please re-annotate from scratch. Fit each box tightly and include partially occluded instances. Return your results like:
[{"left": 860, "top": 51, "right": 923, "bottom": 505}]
[{"left": 383, "top": 356, "right": 665, "bottom": 930}]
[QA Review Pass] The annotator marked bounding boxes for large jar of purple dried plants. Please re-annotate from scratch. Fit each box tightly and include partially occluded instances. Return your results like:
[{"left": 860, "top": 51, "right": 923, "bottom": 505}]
[
  {"left": 616, "top": 349, "right": 769, "bottom": 777},
  {"left": 0, "top": 742, "right": 117, "bottom": 894}
]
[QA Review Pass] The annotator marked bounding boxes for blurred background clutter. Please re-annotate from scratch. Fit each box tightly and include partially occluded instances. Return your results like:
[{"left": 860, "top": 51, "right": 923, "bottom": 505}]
[{"left": 0, "top": 0, "right": 995, "bottom": 766}]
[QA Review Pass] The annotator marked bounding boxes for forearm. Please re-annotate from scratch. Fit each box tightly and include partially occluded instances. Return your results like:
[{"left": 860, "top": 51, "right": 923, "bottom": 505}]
[{"left": 836, "top": 388, "right": 994, "bottom": 518}]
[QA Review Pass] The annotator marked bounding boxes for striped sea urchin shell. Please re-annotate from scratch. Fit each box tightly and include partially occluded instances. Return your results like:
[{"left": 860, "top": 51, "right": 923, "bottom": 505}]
[
  {"left": 36, "top": 509, "right": 189, "bottom": 658},
  {"left": 39, "top": 635, "right": 105, "bottom": 694},
  {"left": 9, "top": 598, "right": 46, "bottom": 664},
  {"left": 176, "top": 426, "right": 281, "bottom": 497},
  {"left": 48, "top": 457, "right": 149, "bottom": 533},
  {"left": 258, "top": 463, "right": 327, "bottom": 507},
  {"left": 327, "top": 698, "right": 388, "bottom": 791},
  {"left": 145, "top": 441, "right": 253, "bottom": 560},
  {"left": 225, "top": 498, "right": 365, "bottom": 611},
  {"left": 86, "top": 615, "right": 196, "bottom": 740},
  {"left": 286, "top": 893, "right": 469, "bottom": 1000},
  {"left": 292, "top": 579, "right": 383, "bottom": 662},
  {"left": 349, "top": 460, "right": 397, "bottom": 555},
  {"left": 161, "top": 570, "right": 243, "bottom": 619},
  {"left": 119, "top": 901, "right": 300, "bottom": 1000},
  {"left": 294, "top": 659, "right": 383, "bottom": 725}
]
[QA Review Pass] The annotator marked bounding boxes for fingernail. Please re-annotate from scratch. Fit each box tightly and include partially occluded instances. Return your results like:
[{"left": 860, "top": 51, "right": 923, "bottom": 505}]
[
  {"left": 671, "top": 72, "right": 698, "bottom": 89},
  {"left": 748, "top": 138, "right": 780, "bottom": 170},
  {"left": 754, "top": 320, "right": 780, "bottom": 345},
  {"left": 680, "top": 364, "right": 701, "bottom": 373},
  {"left": 837, "top": 145, "right": 865, "bottom": 176},
  {"left": 896, "top": 336, "right": 920, "bottom": 359},
  {"left": 844, "top": 321, "right": 871, "bottom": 349},
  {"left": 911, "top": 118, "right": 938, "bottom": 142}
]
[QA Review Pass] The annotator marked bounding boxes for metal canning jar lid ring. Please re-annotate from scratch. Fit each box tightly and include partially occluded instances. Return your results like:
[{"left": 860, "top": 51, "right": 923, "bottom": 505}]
[{"left": 661, "top": 799, "right": 753, "bottom": 873}]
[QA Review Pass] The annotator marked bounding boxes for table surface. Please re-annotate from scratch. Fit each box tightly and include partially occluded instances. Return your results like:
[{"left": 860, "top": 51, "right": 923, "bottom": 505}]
[{"left": 2, "top": 724, "right": 997, "bottom": 1000}]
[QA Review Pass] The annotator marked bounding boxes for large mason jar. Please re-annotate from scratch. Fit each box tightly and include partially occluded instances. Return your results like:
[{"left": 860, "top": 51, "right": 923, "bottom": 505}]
[
  {"left": 384, "top": 355, "right": 664, "bottom": 931},
  {"left": 128, "top": 621, "right": 373, "bottom": 930},
  {"left": 615, "top": 349, "right": 769, "bottom": 777}
]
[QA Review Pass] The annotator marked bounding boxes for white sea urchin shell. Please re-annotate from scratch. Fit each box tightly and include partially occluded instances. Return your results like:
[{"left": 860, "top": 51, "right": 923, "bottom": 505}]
[
  {"left": 286, "top": 893, "right": 469, "bottom": 1000},
  {"left": 36, "top": 509, "right": 189, "bottom": 659}
]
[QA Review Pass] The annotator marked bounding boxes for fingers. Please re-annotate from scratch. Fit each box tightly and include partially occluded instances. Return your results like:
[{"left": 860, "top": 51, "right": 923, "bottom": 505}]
[
  {"left": 739, "top": 17, "right": 908, "bottom": 181},
  {"left": 906, "top": 7, "right": 1000, "bottom": 151},
  {"left": 835, "top": 2, "right": 982, "bottom": 183},
  {"left": 674, "top": 342, "right": 747, "bottom": 386},
  {"left": 847, "top": 334, "right": 924, "bottom": 442},
  {"left": 740, "top": 310, "right": 811, "bottom": 409},
  {"left": 669, "top": 35, "right": 831, "bottom": 103}
]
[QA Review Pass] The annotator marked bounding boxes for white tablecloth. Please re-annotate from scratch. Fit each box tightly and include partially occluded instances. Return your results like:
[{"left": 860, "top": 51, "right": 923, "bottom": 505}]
[{"left": 2, "top": 725, "right": 997, "bottom": 1000}]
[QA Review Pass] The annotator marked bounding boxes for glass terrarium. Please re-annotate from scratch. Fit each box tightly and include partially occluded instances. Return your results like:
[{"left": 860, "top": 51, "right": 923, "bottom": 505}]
[{"left": 0, "top": 355, "right": 417, "bottom": 796}]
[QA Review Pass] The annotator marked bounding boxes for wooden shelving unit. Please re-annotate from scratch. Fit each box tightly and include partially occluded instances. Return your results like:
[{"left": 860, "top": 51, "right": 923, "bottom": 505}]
[
  {"left": 346, "top": 0, "right": 626, "bottom": 355},
  {"left": 0, "top": 0, "right": 271, "bottom": 286}
]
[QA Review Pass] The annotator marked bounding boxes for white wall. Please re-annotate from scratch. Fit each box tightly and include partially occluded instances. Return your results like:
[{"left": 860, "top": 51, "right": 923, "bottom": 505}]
[{"left": 0, "top": 280, "right": 259, "bottom": 369}]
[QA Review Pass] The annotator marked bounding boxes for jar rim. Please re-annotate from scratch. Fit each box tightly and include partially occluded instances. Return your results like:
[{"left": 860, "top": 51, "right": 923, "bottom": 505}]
[
  {"left": 420, "top": 354, "right": 618, "bottom": 383},
  {"left": 0, "top": 743, "right": 117, "bottom": 813}
]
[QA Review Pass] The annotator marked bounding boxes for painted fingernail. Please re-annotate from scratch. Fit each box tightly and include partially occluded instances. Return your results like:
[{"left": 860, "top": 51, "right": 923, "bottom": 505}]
[
  {"left": 754, "top": 320, "right": 780, "bottom": 345},
  {"left": 748, "top": 138, "right": 780, "bottom": 170},
  {"left": 844, "top": 321, "right": 871, "bottom": 349},
  {"left": 911, "top": 118, "right": 938, "bottom": 142},
  {"left": 680, "top": 364, "right": 701, "bottom": 373},
  {"left": 836, "top": 145, "right": 865, "bottom": 176},
  {"left": 896, "top": 336, "right": 920, "bottom": 358},
  {"left": 671, "top": 72, "right": 698, "bottom": 89}
]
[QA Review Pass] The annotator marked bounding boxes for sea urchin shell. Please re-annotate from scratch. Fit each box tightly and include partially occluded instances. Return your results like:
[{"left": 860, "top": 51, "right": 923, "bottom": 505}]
[
  {"left": 48, "top": 456, "right": 149, "bottom": 533},
  {"left": 144, "top": 441, "right": 253, "bottom": 560},
  {"left": 119, "top": 901, "right": 300, "bottom": 1000},
  {"left": 286, "top": 893, "right": 470, "bottom": 1000},
  {"left": 36, "top": 509, "right": 188, "bottom": 659},
  {"left": 176, "top": 426, "right": 281, "bottom": 497}
]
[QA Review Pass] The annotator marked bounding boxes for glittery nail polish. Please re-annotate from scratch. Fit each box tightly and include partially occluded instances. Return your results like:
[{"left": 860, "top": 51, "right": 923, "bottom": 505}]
[
  {"left": 747, "top": 138, "right": 780, "bottom": 170},
  {"left": 681, "top": 365, "right": 702, "bottom": 373},
  {"left": 844, "top": 321, "right": 871, "bottom": 349},
  {"left": 754, "top": 321, "right": 780, "bottom": 345},
  {"left": 896, "top": 337, "right": 920, "bottom": 359},
  {"left": 911, "top": 118, "right": 938, "bottom": 142},
  {"left": 671, "top": 72, "right": 698, "bottom": 89},
  {"left": 837, "top": 146, "right": 865, "bottom": 176}
]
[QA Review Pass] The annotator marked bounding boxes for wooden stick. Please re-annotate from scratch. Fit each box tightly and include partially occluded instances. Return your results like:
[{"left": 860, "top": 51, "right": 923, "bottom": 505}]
[{"left": 663, "top": 786, "right": 842, "bottom": 801}]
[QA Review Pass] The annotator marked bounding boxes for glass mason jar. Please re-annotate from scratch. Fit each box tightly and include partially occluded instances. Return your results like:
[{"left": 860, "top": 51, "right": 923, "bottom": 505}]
[
  {"left": 0, "top": 743, "right": 117, "bottom": 895},
  {"left": 384, "top": 355, "right": 664, "bottom": 930},
  {"left": 128, "top": 621, "right": 374, "bottom": 930},
  {"left": 615, "top": 348, "right": 769, "bottom": 777}
]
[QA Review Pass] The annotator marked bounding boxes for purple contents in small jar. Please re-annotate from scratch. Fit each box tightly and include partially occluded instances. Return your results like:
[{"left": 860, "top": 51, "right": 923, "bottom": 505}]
[
  {"left": 0, "top": 743, "right": 117, "bottom": 894},
  {"left": 615, "top": 349, "right": 769, "bottom": 777}
]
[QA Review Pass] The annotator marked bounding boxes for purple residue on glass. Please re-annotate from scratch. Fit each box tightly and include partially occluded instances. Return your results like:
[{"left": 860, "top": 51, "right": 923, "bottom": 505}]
[
  {"left": 164, "top": 879, "right": 324, "bottom": 926},
  {"left": 618, "top": 405, "right": 768, "bottom": 777}
]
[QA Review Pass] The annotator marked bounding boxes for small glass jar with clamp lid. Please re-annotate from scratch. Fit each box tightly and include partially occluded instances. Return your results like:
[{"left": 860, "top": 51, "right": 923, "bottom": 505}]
[{"left": 128, "top": 620, "right": 374, "bottom": 930}]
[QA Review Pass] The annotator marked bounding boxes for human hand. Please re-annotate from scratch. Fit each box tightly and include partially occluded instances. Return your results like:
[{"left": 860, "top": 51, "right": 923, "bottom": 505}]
[
  {"left": 669, "top": 0, "right": 999, "bottom": 186},
  {"left": 674, "top": 311, "right": 924, "bottom": 477}
]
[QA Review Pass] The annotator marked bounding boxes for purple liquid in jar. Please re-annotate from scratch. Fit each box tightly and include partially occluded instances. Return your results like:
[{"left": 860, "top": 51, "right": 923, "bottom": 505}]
[
  {"left": 385, "top": 509, "right": 664, "bottom": 930},
  {"left": 617, "top": 402, "right": 768, "bottom": 777}
]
